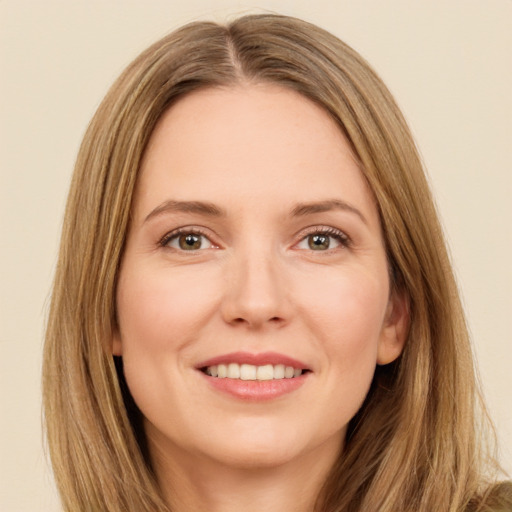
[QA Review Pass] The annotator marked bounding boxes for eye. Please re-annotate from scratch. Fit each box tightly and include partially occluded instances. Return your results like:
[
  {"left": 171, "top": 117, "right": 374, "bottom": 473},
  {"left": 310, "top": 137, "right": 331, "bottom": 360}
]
[
  {"left": 161, "top": 230, "right": 214, "bottom": 251},
  {"left": 295, "top": 228, "right": 349, "bottom": 251}
]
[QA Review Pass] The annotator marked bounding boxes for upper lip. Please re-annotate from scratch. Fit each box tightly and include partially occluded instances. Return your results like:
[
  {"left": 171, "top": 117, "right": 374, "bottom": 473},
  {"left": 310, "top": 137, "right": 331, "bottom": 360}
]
[{"left": 196, "top": 351, "right": 310, "bottom": 370}]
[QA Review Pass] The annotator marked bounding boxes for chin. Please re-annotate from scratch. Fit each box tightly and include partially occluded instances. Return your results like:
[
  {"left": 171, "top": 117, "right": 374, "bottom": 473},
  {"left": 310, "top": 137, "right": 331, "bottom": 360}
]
[
  {"left": 196, "top": 422, "right": 340, "bottom": 471},
  {"left": 210, "top": 440, "right": 300, "bottom": 470}
]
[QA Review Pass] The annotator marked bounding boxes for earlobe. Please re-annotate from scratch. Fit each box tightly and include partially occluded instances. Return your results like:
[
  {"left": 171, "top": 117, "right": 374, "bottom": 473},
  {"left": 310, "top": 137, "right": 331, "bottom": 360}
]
[{"left": 377, "top": 290, "right": 409, "bottom": 365}]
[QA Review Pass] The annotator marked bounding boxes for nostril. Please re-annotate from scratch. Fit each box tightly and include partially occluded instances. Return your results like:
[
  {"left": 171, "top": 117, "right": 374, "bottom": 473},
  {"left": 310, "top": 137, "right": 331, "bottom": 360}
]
[{"left": 228, "top": 316, "right": 285, "bottom": 327}]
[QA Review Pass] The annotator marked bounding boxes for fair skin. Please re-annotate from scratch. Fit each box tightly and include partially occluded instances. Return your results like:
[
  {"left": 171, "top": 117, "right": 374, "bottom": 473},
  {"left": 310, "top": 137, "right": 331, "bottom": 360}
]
[{"left": 113, "top": 84, "right": 408, "bottom": 512}]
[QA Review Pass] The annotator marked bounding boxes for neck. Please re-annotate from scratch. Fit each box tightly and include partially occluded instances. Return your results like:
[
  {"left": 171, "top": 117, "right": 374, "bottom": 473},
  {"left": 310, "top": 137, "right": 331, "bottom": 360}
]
[{"left": 147, "top": 430, "right": 342, "bottom": 512}]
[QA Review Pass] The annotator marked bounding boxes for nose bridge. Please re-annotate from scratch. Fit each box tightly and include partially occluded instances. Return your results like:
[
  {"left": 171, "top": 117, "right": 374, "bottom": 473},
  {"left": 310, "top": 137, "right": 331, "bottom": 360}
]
[{"left": 221, "top": 239, "right": 287, "bottom": 328}]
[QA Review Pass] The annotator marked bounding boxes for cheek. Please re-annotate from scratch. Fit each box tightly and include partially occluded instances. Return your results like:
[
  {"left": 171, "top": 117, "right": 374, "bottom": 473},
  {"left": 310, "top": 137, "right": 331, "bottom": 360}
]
[
  {"left": 295, "top": 266, "right": 388, "bottom": 392},
  {"left": 117, "top": 262, "right": 222, "bottom": 352},
  {"left": 298, "top": 265, "right": 388, "bottom": 342},
  {"left": 115, "top": 263, "right": 223, "bottom": 434}
]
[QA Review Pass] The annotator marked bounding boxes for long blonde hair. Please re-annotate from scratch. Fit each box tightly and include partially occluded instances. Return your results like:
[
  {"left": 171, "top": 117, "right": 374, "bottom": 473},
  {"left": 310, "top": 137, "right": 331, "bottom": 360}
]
[{"left": 43, "top": 14, "right": 508, "bottom": 512}]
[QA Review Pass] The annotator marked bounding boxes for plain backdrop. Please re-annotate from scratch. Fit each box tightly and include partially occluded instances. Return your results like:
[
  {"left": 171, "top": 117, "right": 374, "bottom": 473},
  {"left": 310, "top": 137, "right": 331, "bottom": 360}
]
[{"left": 1, "top": 1, "right": 511, "bottom": 510}]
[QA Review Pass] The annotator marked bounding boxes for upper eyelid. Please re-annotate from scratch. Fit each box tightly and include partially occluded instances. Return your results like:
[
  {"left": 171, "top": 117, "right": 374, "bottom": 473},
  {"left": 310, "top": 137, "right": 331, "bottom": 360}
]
[
  {"left": 292, "top": 226, "right": 352, "bottom": 252},
  {"left": 294, "top": 225, "right": 350, "bottom": 240},
  {"left": 159, "top": 226, "right": 217, "bottom": 247},
  {"left": 158, "top": 224, "right": 351, "bottom": 248}
]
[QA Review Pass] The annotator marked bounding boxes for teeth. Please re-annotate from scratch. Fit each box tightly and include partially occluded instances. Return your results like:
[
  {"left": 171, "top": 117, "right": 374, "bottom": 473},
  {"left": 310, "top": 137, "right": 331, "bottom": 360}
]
[
  {"left": 240, "top": 364, "right": 257, "bottom": 380},
  {"left": 217, "top": 364, "right": 227, "bottom": 378},
  {"left": 256, "top": 364, "right": 274, "bottom": 381},
  {"left": 227, "top": 363, "right": 240, "bottom": 379},
  {"left": 274, "top": 364, "right": 285, "bottom": 379},
  {"left": 204, "top": 363, "right": 304, "bottom": 380}
]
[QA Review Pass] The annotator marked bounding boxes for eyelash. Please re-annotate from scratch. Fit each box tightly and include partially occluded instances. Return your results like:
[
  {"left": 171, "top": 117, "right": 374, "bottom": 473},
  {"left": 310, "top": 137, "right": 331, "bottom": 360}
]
[
  {"left": 298, "top": 226, "right": 351, "bottom": 250},
  {"left": 158, "top": 226, "right": 351, "bottom": 252},
  {"left": 159, "top": 228, "right": 213, "bottom": 249}
]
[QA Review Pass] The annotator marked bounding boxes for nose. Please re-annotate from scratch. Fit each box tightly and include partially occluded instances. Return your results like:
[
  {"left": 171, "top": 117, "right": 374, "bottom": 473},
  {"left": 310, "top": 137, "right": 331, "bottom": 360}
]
[{"left": 220, "top": 248, "right": 290, "bottom": 329}]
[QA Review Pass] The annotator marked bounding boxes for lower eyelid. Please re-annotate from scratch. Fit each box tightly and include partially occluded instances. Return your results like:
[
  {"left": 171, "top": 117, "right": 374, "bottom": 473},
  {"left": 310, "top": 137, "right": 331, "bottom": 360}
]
[
  {"left": 160, "top": 230, "right": 214, "bottom": 249},
  {"left": 159, "top": 227, "right": 349, "bottom": 251},
  {"left": 295, "top": 236, "right": 344, "bottom": 251},
  {"left": 295, "top": 229, "right": 350, "bottom": 248}
]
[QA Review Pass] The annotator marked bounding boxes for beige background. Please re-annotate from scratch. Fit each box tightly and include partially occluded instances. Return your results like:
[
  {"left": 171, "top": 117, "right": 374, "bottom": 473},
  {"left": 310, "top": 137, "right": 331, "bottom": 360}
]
[{"left": 1, "top": 1, "right": 511, "bottom": 510}]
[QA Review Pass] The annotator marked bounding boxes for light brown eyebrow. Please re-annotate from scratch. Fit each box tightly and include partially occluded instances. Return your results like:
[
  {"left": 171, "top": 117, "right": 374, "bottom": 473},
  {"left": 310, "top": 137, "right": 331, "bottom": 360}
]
[
  {"left": 144, "top": 200, "right": 226, "bottom": 223},
  {"left": 290, "top": 199, "right": 368, "bottom": 225},
  {"left": 144, "top": 198, "right": 367, "bottom": 224}
]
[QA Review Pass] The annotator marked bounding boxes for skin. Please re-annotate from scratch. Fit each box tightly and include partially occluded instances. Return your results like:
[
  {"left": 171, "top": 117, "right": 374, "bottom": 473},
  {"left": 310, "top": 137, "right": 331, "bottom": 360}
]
[{"left": 113, "top": 84, "right": 408, "bottom": 512}]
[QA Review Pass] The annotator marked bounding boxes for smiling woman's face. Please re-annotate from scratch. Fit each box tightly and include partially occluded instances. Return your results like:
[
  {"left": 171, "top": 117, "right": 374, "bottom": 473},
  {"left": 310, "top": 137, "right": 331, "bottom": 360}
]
[{"left": 114, "top": 84, "right": 407, "bottom": 472}]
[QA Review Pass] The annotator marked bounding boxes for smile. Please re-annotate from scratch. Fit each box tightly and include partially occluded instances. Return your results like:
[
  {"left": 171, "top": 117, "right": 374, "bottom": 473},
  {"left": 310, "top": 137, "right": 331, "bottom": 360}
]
[
  {"left": 203, "top": 363, "right": 305, "bottom": 380},
  {"left": 196, "top": 352, "right": 311, "bottom": 400}
]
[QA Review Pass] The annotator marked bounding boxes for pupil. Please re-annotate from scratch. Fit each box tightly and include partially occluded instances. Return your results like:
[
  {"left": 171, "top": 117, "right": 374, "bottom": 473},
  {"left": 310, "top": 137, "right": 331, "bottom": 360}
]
[
  {"left": 310, "top": 234, "right": 329, "bottom": 250},
  {"left": 180, "top": 234, "right": 201, "bottom": 250}
]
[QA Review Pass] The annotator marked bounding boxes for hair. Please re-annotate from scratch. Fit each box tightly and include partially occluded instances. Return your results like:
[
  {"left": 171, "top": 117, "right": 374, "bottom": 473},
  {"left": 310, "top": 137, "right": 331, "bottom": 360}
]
[{"left": 43, "top": 13, "right": 510, "bottom": 512}]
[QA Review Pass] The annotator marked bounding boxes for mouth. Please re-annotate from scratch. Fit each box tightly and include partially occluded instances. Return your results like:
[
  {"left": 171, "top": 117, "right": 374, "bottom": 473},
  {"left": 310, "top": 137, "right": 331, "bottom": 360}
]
[
  {"left": 200, "top": 363, "right": 310, "bottom": 381},
  {"left": 195, "top": 351, "right": 312, "bottom": 399}
]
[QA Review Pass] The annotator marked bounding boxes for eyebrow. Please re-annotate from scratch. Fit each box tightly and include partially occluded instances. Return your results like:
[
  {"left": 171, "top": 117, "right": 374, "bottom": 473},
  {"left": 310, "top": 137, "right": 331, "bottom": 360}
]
[
  {"left": 291, "top": 199, "right": 368, "bottom": 225},
  {"left": 144, "top": 200, "right": 226, "bottom": 223},
  {"left": 144, "top": 198, "right": 367, "bottom": 225}
]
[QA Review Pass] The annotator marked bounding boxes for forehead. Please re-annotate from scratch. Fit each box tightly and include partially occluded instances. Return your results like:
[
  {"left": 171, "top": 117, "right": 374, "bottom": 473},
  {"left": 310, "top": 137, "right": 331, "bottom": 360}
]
[{"left": 135, "top": 84, "right": 378, "bottom": 226}]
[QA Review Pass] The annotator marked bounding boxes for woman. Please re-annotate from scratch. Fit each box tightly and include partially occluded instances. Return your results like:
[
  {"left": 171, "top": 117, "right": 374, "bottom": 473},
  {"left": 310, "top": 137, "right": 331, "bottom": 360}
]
[{"left": 43, "top": 13, "right": 511, "bottom": 512}]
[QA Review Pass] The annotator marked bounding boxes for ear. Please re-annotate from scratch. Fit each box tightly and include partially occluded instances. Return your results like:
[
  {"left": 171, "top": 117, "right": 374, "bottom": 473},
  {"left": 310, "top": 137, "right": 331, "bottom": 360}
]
[
  {"left": 111, "top": 329, "right": 123, "bottom": 356},
  {"left": 377, "top": 289, "right": 409, "bottom": 365}
]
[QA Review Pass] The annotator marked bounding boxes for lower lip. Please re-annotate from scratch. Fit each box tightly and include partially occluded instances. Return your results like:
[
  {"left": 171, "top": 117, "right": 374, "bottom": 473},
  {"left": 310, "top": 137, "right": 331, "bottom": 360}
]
[{"left": 199, "top": 372, "right": 309, "bottom": 401}]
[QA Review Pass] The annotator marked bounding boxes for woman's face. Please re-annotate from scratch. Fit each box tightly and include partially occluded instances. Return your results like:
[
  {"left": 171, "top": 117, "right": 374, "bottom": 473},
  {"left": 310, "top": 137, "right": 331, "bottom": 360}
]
[{"left": 114, "top": 84, "right": 407, "bottom": 471}]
